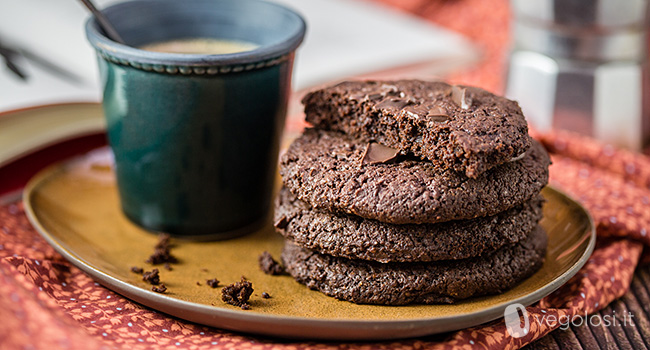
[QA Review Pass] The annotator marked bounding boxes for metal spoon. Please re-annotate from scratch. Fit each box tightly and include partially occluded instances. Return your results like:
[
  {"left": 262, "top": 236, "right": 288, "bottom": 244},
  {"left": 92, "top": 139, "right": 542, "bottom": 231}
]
[{"left": 78, "top": 0, "right": 126, "bottom": 44}]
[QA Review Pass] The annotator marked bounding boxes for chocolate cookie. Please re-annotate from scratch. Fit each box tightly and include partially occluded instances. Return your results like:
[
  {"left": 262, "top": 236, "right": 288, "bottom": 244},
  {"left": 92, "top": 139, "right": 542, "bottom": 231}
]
[
  {"left": 274, "top": 187, "right": 544, "bottom": 262},
  {"left": 279, "top": 129, "right": 550, "bottom": 224},
  {"left": 281, "top": 225, "right": 547, "bottom": 305},
  {"left": 302, "top": 80, "right": 531, "bottom": 178}
]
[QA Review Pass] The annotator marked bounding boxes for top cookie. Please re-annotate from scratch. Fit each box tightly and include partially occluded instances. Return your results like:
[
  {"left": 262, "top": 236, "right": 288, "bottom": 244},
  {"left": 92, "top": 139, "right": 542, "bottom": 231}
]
[{"left": 302, "top": 80, "right": 531, "bottom": 178}]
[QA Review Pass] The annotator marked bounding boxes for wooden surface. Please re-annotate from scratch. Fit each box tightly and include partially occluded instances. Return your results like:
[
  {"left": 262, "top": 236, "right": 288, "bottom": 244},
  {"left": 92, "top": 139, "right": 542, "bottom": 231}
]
[{"left": 526, "top": 264, "right": 650, "bottom": 350}]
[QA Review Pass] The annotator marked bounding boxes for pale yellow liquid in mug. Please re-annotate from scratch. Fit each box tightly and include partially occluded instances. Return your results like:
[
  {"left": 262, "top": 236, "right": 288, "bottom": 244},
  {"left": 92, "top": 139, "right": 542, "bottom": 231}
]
[{"left": 140, "top": 38, "right": 259, "bottom": 54}]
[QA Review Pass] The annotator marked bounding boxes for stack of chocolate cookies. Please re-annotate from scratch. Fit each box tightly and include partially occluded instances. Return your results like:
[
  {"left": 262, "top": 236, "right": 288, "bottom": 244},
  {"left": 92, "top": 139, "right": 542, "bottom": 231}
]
[{"left": 274, "top": 80, "right": 550, "bottom": 305}]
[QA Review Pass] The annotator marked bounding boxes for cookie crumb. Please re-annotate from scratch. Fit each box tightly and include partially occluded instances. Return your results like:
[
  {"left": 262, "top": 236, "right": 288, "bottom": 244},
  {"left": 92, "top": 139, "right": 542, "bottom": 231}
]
[
  {"left": 262, "top": 292, "right": 271, "bottom": 299},
  {"left": 164, "top": 263, "right": 173, "bottom": 271},
  {"left": 196, "top": 281, "right": 202, "bottom": 286},
  {"left": 240, "top": 304, "right": 250, "bottom": 310},
  {"left": 258, "top": 251, "right": 285, "bottom": 275},
  {"left": 152, "top": 284, "right": 167, "bottom": 293},
  {"left": 201, "top": 268, "right": 209, "bottom": 272},
  {"left": 146, "top": 233, "right": 178, "bottom": 265},
  {"left": 222, "top": 278, "right": 253, "bottom": 307},
  {"left": 142, "top": 269, "right": 160, "bottom": 285},
  {"left": 206, "top": 278, "right": 220, "bottom": 288},
  {"left": 131, "top": 266, "right": 143, "bottom": 274}
]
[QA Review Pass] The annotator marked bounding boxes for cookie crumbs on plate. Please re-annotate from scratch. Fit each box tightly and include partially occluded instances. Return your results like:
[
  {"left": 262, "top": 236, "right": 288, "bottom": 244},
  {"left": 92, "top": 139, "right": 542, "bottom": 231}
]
[
  {"left": 196, "top": 281, "right": 202, "bottom": 286},
  {"left": 206, "top": 278, "right": 220, "bottom": 288},
  {"left": 142, "top": 269, "right": 160, "bottom": 285},
  {"left": 146, "top": 233, "right": 178, "bottom": 265},
  {"left": 262, "top": 292, "right": 271, "bottom": 299},
  {"left": 131, "top": 266, "right": 143, "bottom": 274},
  {"left": 164, "top": 262, "right": 173, "bottom": 271},
  {"left": 222, "top": 278, "right": 253, "bottom": 308},
  {"left": 152, "top": 284, "right": 167, "bottom": 293},
  {"left": 240, "top": 304, "right": 250, "bottom": 310},
  {"left": 258, "top": 251, "right": 285, "bottom": 275}
]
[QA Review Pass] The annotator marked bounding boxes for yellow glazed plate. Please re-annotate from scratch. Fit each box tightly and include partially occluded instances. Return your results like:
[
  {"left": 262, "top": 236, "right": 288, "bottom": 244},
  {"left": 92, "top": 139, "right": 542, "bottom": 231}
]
[{"left": 24, "top": 148, "right": 595, "bottom": 340}]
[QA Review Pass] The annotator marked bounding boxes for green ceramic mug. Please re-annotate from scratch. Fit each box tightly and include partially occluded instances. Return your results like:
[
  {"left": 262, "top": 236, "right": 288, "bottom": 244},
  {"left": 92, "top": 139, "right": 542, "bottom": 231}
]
[{"left": 85, "top": 0, "right": 306, "bottom": 239}]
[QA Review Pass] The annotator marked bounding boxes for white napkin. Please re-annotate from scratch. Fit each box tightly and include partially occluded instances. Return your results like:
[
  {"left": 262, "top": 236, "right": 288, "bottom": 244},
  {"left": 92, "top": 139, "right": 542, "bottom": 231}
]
[{"left": 0, "top": 0, "right": 476, "bottom": 112}]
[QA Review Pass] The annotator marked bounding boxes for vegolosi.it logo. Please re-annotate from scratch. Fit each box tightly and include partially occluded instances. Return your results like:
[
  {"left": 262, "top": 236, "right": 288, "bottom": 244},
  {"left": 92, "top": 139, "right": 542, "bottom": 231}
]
[
  {"left": 504, "top": 303, "right": 530, "bottom": 338},
  {"left": 504, "top": 302, "right": 635, "bottom": 338}
]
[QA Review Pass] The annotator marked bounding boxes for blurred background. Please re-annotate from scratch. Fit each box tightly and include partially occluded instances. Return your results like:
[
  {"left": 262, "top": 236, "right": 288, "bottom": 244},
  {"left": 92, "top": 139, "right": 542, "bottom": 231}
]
[
  {"left": 0, "top": 0, "right": 478, "bottom": 111},
  {"left": 1, "top": 0, "right": 648, "bottom": 152}
]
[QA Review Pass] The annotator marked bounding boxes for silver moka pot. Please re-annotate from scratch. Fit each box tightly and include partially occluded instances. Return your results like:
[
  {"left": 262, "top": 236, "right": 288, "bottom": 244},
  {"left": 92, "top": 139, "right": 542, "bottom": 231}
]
[{"left": 506, "top": 0, "right": 650, "bottom": 150}]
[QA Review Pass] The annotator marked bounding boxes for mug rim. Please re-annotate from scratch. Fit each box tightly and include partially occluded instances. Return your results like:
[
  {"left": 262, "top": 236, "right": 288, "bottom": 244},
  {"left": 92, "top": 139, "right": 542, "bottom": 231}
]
[{"left": 85, "top": 0, "right": 306, "bottom": 69}]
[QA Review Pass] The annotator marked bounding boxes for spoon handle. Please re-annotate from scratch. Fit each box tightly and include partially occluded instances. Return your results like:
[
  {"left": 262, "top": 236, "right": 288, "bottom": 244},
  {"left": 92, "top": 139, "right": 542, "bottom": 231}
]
[{"left": 79, "top": 0, "right": 126, "bottom": 44}]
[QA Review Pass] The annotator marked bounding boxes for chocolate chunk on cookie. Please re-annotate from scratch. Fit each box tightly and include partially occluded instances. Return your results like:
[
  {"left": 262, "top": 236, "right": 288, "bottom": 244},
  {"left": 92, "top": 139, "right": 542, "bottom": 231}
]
[
  {"left": 281, "top": 225, "right": 547, "bottom": 305},
  {"left": 275, "top": 187, "right": 544, "bottom": 262},
  {"left": 302, "top": 80, "right": 531, "bottom": 178},
  {"left": 280, "top": 128, "right": 550, "bottom": 224}
]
